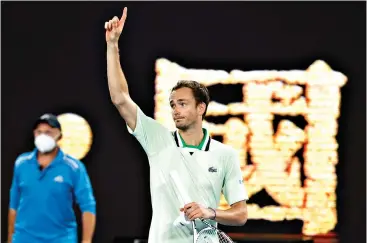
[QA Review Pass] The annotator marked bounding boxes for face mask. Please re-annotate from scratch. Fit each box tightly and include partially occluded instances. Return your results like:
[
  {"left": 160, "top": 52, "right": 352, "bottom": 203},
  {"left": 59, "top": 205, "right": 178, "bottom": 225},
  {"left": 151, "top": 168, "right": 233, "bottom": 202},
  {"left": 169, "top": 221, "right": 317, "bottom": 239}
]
[{"left": 34, "top": 134, "right": 57, "bottom": 153}]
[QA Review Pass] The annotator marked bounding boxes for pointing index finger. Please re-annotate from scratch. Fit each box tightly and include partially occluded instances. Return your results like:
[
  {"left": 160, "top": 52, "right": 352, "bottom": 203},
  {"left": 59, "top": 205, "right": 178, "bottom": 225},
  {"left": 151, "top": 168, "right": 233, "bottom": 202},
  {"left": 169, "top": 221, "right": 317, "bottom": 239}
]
[{"left": 121, "top": 7, "right": 127, "bottom": 21}]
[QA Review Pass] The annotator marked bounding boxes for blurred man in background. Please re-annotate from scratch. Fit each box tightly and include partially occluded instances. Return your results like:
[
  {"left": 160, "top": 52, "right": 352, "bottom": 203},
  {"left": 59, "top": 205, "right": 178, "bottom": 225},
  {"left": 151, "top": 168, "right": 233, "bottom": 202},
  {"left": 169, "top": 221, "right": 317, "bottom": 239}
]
[{"left": 8, "top": 114, "right": 96, "bottom": 243}]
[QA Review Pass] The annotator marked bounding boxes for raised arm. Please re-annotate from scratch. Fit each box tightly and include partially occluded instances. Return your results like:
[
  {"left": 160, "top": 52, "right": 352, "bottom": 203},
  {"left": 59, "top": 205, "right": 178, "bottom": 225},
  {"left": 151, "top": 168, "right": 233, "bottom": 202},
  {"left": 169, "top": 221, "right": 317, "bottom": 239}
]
[
  {"left": 105, "top": 7, "right": 138, "bottom": 131},
  {"left": 104, "top": 8, "right": 174, "bottom": 157}
]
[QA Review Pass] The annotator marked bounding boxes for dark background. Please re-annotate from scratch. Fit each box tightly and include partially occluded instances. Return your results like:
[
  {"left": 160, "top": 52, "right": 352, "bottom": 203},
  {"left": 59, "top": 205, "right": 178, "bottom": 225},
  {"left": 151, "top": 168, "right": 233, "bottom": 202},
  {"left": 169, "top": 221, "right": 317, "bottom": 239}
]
[{"left": 2, "top": 1, "right": 366, "bottom": 243}]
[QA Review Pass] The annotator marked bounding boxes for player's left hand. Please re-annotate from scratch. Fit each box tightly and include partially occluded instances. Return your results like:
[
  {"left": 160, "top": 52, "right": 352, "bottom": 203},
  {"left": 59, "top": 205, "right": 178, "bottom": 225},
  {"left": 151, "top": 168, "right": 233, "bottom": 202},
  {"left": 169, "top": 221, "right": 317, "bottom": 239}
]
[{"left": 180, "top": 202, "right": 214, "bottom": 221}]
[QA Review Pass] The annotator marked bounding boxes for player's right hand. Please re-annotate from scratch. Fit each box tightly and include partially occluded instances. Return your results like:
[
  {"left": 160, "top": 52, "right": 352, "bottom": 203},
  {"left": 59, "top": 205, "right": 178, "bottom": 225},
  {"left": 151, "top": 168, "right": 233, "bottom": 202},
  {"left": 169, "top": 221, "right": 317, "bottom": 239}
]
[{"left": 105, "top": 7, "right": 127, "bottom": 44}]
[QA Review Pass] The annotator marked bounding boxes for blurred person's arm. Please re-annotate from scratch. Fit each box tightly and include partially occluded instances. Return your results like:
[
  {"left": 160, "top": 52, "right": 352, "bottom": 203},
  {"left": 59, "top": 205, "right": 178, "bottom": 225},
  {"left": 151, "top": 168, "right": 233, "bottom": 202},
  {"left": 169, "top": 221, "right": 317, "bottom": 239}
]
[
  {"left": 81, "top": 212, "right": 96, "bottom": 243},
  {"left": 74, "top": 163, "right": 96, "bottom": 243},
  {"left": 8, "top": 162, "right": 21, "bottom": 243},
  {"left": 105, "top": 8, "right": 138, "bottom": 131},
  {"left": 8, "top": 209, "right": 16, "bottom": 243}
]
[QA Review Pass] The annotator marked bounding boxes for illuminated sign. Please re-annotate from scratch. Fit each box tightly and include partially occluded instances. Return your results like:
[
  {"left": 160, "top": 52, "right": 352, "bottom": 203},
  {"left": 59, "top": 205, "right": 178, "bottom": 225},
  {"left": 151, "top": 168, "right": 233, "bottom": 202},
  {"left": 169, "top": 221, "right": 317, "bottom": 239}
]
[
  {"left": 153, "top": 58, "right": 347, "bottom": 236},
  {"left": 57, "top": 113, "right": 93, "bottom": 160}
]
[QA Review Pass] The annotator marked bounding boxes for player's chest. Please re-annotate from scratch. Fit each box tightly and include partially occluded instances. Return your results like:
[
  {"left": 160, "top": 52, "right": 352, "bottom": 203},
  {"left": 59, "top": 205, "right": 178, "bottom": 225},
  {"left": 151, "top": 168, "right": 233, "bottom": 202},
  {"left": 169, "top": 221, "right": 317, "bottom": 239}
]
[
  {"left": 189, "top": 151, "right": 225, "bottom": 179},
  {"left": 156, "top": 148, "right": 226, "bottom": 187}
]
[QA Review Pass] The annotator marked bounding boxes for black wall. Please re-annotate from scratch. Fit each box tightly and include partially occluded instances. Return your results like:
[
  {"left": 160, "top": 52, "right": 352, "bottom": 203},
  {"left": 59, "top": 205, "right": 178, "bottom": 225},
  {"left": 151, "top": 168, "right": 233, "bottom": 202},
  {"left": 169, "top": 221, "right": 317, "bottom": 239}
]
[{"left": 2, "top": 2, "right": 366, "bottom": 243}]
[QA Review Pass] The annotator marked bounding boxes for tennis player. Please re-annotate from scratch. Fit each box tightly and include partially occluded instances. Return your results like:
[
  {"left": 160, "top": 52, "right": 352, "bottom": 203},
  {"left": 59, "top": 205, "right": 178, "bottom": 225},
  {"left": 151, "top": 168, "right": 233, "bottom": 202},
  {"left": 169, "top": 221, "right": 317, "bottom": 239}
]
[
  {"left": 105, "top": 8, "right": 248, "bottom": 243},
  {"left": 7, "top": 114, "right": 96, "bottom": 243}
]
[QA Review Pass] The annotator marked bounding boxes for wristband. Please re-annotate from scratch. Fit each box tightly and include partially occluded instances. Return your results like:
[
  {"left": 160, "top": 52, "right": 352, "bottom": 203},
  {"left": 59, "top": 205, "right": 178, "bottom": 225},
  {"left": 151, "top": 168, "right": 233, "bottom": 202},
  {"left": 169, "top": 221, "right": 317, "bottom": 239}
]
[{"left": 208, "top": 207, "right": 216, "bottom": 220}]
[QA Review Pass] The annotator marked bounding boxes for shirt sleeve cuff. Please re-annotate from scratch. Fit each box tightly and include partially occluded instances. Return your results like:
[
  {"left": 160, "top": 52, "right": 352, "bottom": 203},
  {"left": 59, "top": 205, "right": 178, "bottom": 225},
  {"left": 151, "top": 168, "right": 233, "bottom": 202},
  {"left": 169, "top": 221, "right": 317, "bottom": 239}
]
[
  {"left": 9, "top": 205, "right": 18, "bottom": 211},
  {"left": 126, "top": 106, "right": 142, "bottom": 135},
  {"left": 80, "top": 203, "right": 96, "bottom": 215},
  {"left": 227, "top": 195, "right": 248, "bottom": 206}
]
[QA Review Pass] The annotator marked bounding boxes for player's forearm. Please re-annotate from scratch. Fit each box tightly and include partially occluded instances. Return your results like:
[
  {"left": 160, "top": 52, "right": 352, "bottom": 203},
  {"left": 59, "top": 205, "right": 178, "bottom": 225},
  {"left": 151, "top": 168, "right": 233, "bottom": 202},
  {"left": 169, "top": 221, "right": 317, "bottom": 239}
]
[
  {"left": 107, "top": 42, "right": 130, "bottom": 105},
  {"left": 81, "top": 212, "right": 96, "bottom": 242},
  {"left": 213, "top": 205, "right": 247, "bottom": 226},
  {"left": 8, "top": 209, "right": 16, "bottom": 242}
]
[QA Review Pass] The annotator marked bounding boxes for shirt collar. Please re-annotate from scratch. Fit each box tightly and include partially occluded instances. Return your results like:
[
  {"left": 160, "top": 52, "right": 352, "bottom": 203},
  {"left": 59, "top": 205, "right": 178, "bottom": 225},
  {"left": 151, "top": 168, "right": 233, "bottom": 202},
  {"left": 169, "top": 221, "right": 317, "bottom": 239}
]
[
  {"left": 173, "top": 128, "right": 211, "bottom": 151},
  {"left": 31, "top": 148, "right": 65, "bottom": 164}
]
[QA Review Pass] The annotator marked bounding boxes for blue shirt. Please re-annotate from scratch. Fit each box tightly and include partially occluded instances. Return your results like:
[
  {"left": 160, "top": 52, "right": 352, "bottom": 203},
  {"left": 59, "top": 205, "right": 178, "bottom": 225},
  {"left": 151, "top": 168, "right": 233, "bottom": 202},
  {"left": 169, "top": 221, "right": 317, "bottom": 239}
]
[{"left": 9, "top": 148, "right": 96, "bottom": 243}]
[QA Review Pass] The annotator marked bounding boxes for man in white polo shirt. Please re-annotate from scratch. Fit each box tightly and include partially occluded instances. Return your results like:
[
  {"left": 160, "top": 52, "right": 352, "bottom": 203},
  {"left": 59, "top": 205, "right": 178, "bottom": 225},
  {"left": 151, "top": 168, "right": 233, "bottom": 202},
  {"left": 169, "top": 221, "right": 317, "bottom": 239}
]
[{"left": 104, "top": 7, "right": 248, "bottom": 243}]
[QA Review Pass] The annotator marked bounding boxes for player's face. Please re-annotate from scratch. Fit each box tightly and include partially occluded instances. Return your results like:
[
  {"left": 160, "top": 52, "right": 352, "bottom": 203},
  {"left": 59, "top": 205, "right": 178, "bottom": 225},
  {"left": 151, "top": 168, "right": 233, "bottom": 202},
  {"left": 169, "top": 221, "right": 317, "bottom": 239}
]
[{"left": 169, "top": 87, "right": 204, "bottom": 131}]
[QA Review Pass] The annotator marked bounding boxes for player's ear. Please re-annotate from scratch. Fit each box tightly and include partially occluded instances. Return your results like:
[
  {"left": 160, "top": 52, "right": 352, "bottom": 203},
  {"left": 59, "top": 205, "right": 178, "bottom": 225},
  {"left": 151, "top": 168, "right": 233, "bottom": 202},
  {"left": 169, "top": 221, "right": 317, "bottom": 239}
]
[{"left": 197, "top": 102, "right": 206, "bottom": 116}]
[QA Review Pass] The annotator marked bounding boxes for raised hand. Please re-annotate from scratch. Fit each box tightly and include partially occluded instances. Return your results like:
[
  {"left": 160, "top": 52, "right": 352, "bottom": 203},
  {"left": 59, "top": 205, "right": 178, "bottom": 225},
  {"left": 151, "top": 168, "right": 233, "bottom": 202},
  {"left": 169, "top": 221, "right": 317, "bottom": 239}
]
[{"left": 105, "top": 7, "right": 127, "bottom": 44}]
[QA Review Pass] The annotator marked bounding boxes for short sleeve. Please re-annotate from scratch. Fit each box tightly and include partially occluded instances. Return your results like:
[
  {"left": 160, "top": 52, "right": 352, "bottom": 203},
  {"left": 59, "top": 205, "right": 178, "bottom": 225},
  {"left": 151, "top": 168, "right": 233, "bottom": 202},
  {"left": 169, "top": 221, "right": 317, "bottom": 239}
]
[
  {"left": 222, "top": 150, "right": 249, "bottom": 205},
  {"left": 127, "top": 106, "right": 174, "bottom": 157}
]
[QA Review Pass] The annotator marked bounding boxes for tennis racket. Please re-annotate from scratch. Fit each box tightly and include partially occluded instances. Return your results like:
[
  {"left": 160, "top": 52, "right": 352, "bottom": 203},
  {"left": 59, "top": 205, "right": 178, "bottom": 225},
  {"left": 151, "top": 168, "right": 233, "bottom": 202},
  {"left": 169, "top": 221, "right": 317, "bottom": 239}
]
[
  {"left": 169, "top": 171, "right": 235, "bottom": 243},
  {"left": 193, "top": 218, "right": 234, "bottom": 243}
]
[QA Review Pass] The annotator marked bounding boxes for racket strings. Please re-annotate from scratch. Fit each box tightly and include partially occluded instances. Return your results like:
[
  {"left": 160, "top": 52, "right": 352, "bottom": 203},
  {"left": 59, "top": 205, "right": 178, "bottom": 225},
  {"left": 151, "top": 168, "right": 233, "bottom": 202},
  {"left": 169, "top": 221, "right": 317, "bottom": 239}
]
[
  {"left": 196, "top": 229, "right": 233, "bottom": 243},
  {"left": 217, "top": 232, "right": 234, "bottom": 243}
]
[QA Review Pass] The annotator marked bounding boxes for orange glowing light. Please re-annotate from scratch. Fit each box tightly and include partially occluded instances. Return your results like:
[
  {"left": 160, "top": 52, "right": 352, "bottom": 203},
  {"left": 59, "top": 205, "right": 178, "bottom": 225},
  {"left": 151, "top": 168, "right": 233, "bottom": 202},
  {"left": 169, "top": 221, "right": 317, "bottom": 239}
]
[{"left": 57, "top": 113, "right": 93, "bottom": 160}]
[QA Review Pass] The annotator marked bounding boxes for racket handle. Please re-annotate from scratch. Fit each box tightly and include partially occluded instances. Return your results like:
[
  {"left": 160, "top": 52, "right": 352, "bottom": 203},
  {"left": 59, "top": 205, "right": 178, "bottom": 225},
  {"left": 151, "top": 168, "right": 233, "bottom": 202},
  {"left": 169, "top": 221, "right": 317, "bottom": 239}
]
[
  {"left": 169, "top": 170, "right": 192, "bottom": 205},
  {"left": 169, "top": 171, "right": 193, "bottom": 228}
]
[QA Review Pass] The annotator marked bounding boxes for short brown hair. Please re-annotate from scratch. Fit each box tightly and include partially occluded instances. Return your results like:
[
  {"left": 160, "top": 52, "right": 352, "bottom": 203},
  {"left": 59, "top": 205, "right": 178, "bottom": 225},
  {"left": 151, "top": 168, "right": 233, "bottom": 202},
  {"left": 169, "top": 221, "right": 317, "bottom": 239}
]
[{"left": 171, "top": 80, "right": 210, "bottom": 119}]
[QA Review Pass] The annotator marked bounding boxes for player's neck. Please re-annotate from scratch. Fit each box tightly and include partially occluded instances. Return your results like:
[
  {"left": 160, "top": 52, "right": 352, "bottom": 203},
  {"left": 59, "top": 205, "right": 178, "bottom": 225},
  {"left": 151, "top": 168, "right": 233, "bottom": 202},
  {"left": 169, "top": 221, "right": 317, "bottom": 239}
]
[{"left": 178, "top": 126, "right": 204, "bottom": 147}]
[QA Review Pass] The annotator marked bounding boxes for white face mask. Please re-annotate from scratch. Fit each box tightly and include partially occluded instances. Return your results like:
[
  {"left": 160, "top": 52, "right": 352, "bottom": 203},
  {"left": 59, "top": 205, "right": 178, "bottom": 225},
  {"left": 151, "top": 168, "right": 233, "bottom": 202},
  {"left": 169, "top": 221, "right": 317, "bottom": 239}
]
[{"left": 34, "top": 134, "right": 57, "bottom": 153}]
